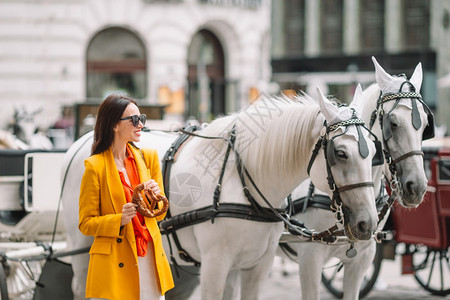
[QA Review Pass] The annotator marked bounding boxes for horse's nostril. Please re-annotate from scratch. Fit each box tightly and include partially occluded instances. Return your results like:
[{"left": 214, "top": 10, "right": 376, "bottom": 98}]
[
  {"left": 357, "top": 221, "right": 368, "bottom": 233},
  {"left": 406, "top": 180, "right": 415, "bottom": 195}
]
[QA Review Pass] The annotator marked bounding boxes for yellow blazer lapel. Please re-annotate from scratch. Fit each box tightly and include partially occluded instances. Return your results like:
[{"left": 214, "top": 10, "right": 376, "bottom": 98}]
[{"left": 104, "top": 149, "right": 126, "bottom": 214}]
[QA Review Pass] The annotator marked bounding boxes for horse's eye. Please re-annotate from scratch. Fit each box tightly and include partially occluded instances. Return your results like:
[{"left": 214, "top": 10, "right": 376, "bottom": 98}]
[
  {"left": 391, "top": 122, "right": 398, "bottom": 129},
  {"left": 336, "top": 150, "right": 347, "bottom": 159}
]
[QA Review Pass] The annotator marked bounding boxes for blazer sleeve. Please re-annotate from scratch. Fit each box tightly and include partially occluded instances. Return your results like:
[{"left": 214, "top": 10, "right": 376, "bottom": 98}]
[{"left": 78, "top": 159, "right": 123, "bottom": 238}]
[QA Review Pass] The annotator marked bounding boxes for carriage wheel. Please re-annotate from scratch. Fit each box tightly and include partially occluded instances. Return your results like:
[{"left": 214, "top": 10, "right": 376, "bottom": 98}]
[
  {"left": 321, "top": 242, "right": 383, "bottom": 299},
  {"left": 2, "top": 259, "right": 43, "bottom": 299},
  {"left": 412, "top": 245, "right": 450, "bottom": 296}
]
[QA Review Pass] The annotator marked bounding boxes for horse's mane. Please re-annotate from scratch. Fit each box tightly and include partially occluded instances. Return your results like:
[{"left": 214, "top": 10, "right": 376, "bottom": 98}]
[
  {"left": 238, "top": 94, "right": 321, "bottom": 184},
  {"left": 195, "top": 93, "right": 322, "bottom": 191}
]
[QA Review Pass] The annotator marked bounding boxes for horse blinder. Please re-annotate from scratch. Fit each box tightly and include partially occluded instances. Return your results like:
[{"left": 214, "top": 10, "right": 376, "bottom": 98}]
[
  {"left": 382, "top": 113, "right": 393, "bottom": 141},
  {"left": 372, "top": 140, "right": 384, "bottom": 166},
  {"left": 412, "top": 96, "right": 435, "bottom": 141},
  {"left": 422, "top": 111, "right": 435, "bottom": 140},
  {"left": 326, "top": 139, "right": 337, "bottom": 167}
]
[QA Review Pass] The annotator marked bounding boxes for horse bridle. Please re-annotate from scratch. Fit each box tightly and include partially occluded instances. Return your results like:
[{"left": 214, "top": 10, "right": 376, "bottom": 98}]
[
  {"left": 369, "top": 79, "right": 434, "bottom": 203},
  {"left": 307, "top": 113, "right": 379, "bottom": 228},
  {"left": 369, "top": 78, "right": 435, "bottom": 221}
]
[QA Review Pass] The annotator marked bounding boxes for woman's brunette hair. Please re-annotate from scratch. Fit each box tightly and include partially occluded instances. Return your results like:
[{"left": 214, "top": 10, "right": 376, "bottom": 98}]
[{"left": 91, "top": 94, "right": 137, "bottom": 155}]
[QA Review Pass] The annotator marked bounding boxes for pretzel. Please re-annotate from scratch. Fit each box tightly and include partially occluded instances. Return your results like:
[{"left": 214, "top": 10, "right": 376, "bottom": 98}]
[{"left": 131, "top": 183, "right": 169, "bottom": 218}]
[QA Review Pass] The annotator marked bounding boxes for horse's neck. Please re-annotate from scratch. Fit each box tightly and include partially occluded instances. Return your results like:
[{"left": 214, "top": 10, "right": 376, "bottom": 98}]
[
  {"left": 372, "top": 165, "right": 385, "bottom": 198},
  {"left": 361, "top": 84, "right": 385, "bottom": 198}
]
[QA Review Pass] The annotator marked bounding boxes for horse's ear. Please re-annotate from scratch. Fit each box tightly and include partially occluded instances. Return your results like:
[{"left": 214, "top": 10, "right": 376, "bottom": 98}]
[
  {"left": 349, "top": 84, "right": 364, "bottom": 117},
  {"left": 316, "top": 87, "right": 339, "bottom": 123},
  {"left": 410, "top": 62, "right": 423, "bottom": 92},
  {"left": 372, "top": 56, "right": 393, "bottom": 90}
]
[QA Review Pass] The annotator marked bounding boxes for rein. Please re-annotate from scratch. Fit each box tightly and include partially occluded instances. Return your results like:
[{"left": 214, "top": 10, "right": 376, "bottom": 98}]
[
  {"left": 161, "top": 115, "right": 379, "bottom": 267},
  {"left": 287, "top": 179, "right": 390, "bottom": 245},
  {"left": 224, "top": 116, "right": 378, "bottom": 242},
  {"left": 160, "top": 111, "right": 382, "bottom": 268}
]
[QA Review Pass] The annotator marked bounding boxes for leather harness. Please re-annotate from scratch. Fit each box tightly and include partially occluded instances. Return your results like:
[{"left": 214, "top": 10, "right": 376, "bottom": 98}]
[
  {"left": 159, "top": 113, "right": 380, "bottom": 266},
  {"left": 159, "top": 125, "right": 287, "bottom": 267}
]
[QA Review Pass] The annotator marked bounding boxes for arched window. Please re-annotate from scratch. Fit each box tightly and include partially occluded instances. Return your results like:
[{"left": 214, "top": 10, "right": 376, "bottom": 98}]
[
  {"left": 86, "top": 27, "right": 147, "bottom": 99},
  {"left": 187, "top": 29, "right": 225, "bottom": 121}
]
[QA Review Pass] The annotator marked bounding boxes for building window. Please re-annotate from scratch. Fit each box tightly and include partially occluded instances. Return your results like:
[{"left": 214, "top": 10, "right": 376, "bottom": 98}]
[
  {"left": 320, "top": 0, "right": 343, "bottom": 55},
  {"left": 86, "top": 27, "right": 147, "bottom": 100},
  {"left": 360, "top": 0, "right": 384, "bottom": 52},
  {"left": 403, "top": 0, "right": 430, "bottom": 50},
  {"left": 283, "top": 0, "right": 305, "bottom": 56}
]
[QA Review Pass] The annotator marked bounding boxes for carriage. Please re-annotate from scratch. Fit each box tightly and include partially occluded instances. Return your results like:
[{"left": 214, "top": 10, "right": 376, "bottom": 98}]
[
  {"left": 321, "top": 137, "right": 450, "bottom": 298},
  {"left": 0, "top": 148, "right": 73, "bottom": 299},
  {"left": 0, "top": 101, "right": 82, "bottom": 299}
]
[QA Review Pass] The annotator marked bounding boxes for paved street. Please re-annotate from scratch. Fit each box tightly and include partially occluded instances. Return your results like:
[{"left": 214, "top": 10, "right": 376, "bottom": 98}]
[
  {"left": 260, "top": 256, "right": 448, "bottom": 300},
  {"left": 190, "top": 255, "right": 448, "bottom": 299}
]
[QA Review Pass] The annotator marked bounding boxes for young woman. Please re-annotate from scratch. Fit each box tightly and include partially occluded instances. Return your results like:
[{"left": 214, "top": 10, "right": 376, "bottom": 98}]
[{"left": 78, "top": 94, "right": 174, "bottom": 299}]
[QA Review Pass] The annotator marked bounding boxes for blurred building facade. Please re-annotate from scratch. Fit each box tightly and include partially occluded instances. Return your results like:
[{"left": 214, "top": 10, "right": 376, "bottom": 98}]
[
  {"left": 271, "top": 0, "right": 449, "bottom": 132},
  {"left": 0, "top": 0, "right": 272, "bottom": 134}
]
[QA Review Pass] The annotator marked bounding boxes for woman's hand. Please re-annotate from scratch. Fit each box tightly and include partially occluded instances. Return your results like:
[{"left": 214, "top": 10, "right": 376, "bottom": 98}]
[
  {"left": 121, "top": 202, "right": 137, "bottom": 226},
  {"left": 144, "top": 179, "right": 160, "bottom": 195}
]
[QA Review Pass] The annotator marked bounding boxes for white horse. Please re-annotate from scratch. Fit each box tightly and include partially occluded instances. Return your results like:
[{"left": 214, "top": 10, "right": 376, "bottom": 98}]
[
  {"left": 5, "top": 106, "right": 53, "bottom": 150},
  {"left": 60, "top": 89, "right": 379, "bottom": 299},
  {"left": 288, "top": 57, "right": 433, "bottom": 300}
]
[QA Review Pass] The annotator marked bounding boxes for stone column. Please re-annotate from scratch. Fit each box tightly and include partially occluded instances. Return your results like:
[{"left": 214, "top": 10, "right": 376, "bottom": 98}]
[
  {"left": 271, "top": 0, "right": 285, "bottom": 58},
  {"left": 385, "top": 0, "right": 402, "bottom": 53},
  {"left": 305, "top": 0, "right": 320, "bottom": 57},
  {"left": 343, "top": 0, "right": 359, "bottom": 55}
]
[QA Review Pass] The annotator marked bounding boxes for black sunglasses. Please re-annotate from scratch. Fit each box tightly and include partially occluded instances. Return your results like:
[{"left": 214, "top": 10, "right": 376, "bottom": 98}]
[{"left": 119, "top": 114, "right": 146, "bottom": 127}]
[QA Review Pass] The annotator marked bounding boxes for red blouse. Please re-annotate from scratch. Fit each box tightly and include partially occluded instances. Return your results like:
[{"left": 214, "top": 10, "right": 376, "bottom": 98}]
[{"left": 119, "top": 145, "right": 151, "bottom": 257}]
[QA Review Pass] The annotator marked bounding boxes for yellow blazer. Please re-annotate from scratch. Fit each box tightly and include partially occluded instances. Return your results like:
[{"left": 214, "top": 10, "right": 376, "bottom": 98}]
[{"left": 78, "top": 145, "right": 174, "bottom": 299}]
